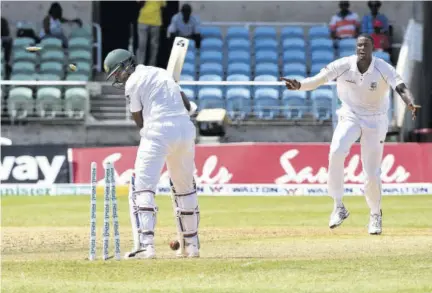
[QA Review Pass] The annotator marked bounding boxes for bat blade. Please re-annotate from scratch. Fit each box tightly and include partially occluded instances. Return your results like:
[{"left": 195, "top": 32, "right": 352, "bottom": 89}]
[{"left": 166, "top": 37, "right": 189, "bottom": 82}]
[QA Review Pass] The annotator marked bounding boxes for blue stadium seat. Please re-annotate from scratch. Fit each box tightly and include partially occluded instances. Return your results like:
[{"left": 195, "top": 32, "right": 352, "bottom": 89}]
[
  {"left": 339, "top": 38, "right": 357, "bottom": 52},
  {"left": 198, "top": 88, "right": 224, "bottom": 109},
  {"left": 254, "top": 88, "right": 280, "bottom": 120},
  {"left": 254, "top": 26, "right": 277, "bottom": 40},
  {"left": 200, "top": 51, "right": 223, "bottom": 64},
  {"left": 255, "top": 63, "right": 279, "bottom": 77},
  {"left": 185, "top": 51, "right": 196, "bottom": 64},
  {"left": 310, "top": 38, "right": 333, "bottom": 52},
  {"left": 254, "top": 75, "right": 279, "bottom": 93},
  {"left": 228, "top": 39, "right": 250, "bottom": 51},
  {"left": 255, "top": 39, "right": 278, "bottom": 52},
  {"left": 227, "top": 74, "right": 251, "bottom": 92},
  {"left": 283, "top": 63, "right": 307, "bottom": 76},
  {"left": 255, "top": 50, "right": 278, "bottom": 64},
  {"left": 227, "top": 51, "right": 251, "bottom": 64},
  {"left": 339, "top": 50, "right": 355, "bottom": 58},
  {"left": 310, "top": 63, "right": 327, "bottom": 76},
  {"left": 282, "top": 90, "right": 307, "bottom": 120},
  {"left": 181, "top": 88, "right": 196, "bottom": 101},
  {"left": 12, "top": 37, "right": 35, "bottom": 50},
  {"left": 226, "top": 26, "right": 249, "bottom": 40},
  {"left": 228, "top": 63, "right": 251, "bottom": 77},
  {"left": 187, "top": 40, "right": 196, "bottom": 52},
  {"left": 373, "top": 51, "right": 391, "bottom": 63},
  {"left": 283, "top": 74, "right": 306, "bottom": 81},
  {"left": 180, "top": 74, "right": 196, "bottom": 96},
  {"left": 309, "top": 26, "right": 331, "bottom": 39},
  {"left": 311, "top": 51, "right": 334, "bottom": 64},
  {"left": 226, "top": 88, "right": 252, "bottom": 120},
  {"left": 201, "top": 26, "right": 222, "bottom": 39},
  {"left": 312, "top": 97, "right": 332, "bottom": 121},
  {"left": 199, "top": 63, "right": 223, "bottom": 77},
  {"left": 282, "top": 50, "right": 306, "bottom": 64},
  {"left": 311, "top": 88, "right": 333, "bottom": 100},
  {"left": 282, "top": 38, "right": 306, "bottom": 51},
  {"left": 198, "top": 74, "right": 223, "bottom": 92},
  {"left": 201, "top": 38, "right": 223, "bottom": 51},
  {"left": 182, "top": 63, "right": 195, "bottom": 77},
  {"left": 281, "top": 26, "right": 304, "bottom": 40}
]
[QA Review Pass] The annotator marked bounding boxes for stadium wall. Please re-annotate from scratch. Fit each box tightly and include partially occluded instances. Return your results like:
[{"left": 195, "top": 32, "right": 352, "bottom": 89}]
[{"left": 1, "top": 124, "right": 333, "bottom": 145}]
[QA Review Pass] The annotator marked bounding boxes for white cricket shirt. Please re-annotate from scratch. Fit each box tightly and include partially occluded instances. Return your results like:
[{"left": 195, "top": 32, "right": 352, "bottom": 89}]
[
  {"left": 323, "top": 55, "right": 404, "bottom": 115},
  {"left": 125, "top": 65, "right": 188, "bottom": 125}
]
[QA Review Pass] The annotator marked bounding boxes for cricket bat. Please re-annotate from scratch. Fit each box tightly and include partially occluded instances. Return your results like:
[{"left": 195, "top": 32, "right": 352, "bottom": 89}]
[{"left": 166, "top": 37, "right": 189, "bottom": 82}]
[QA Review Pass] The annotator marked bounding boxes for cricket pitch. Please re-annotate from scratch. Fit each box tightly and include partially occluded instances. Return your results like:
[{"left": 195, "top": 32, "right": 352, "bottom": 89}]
[{"left": 2, "top": 195, "right": 432, "bottom": 293}]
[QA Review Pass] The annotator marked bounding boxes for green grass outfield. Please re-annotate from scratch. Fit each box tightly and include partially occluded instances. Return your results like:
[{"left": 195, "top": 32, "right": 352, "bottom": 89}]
[{"left": 2, "top": 195, "right": 432, "bottom": 293}]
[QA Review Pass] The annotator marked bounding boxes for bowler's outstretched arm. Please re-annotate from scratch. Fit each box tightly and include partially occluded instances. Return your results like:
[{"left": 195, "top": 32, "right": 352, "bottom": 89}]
[{"left": 395, "top": 83, "right": 421, "bottom": 120}]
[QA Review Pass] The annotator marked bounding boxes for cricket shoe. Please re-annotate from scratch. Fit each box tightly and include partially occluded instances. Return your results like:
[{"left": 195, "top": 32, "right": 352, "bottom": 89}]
[
  {"left": 368, "top": 210, "right": 382, "bottom": 235},
  {"left": 176, "top": 241, "right": 200, "bottom": 258},
  {"left": 124, "top": 245, "right": 156, "bottom": 259},
  {"left": 329, "top": 204, "right": 350, "bottom": 229}
]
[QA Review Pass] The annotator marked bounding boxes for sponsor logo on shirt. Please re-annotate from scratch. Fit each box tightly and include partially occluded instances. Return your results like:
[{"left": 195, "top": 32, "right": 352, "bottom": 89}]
[
  {"left": 345, "top": 79, "right": 356, "bottom": 84},
  {"left": 370, "top": 82, "right": 377, "bottom": 91}
]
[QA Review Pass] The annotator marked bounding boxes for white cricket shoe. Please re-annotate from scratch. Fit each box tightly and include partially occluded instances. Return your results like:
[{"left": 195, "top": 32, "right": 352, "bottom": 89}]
[
  {"left": 368, "top": 210, "right": 382, "bottom": 235},
  {"left": 186, "top": 243, "right": 200, "bottom": 258},
  {"left": 124, "top": 245, "right": 156, "bottom": 259},
  {"left": 329, "top": 204, "right": 350, "bottom": 229}
]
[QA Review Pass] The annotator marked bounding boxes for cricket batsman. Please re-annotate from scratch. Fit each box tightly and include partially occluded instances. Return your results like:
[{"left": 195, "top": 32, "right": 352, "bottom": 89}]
[
  {"left": 281, "top": 34, "right": 420, "bottom": 235},
  {"left": 103, "top": 49, "right": 200, "bottom": 258}
]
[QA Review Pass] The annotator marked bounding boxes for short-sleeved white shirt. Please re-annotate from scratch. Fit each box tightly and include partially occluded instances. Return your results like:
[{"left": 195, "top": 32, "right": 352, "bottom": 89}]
[
  {"left": 125, "top": 65, "right": 188, "bottom": 127},
  {"left": 322, "top": 55, "right": 404, "bottom": 115}
]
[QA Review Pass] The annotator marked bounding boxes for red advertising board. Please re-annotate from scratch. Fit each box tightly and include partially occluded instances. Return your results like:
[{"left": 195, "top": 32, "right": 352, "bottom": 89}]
[{"left": 71, "top": 143, "right": 432, "bottom": 185}]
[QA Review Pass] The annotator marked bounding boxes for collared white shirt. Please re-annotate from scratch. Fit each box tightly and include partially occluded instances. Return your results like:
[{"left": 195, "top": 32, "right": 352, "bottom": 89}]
[
  {"left": 322, "top": 55, "right": 404, "bottom": 115},
  {"left": 125, "top": 65, "right": 188, "bottom": 128}
]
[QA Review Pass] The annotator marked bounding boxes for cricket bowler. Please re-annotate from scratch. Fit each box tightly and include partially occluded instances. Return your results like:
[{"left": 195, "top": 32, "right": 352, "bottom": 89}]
[
  {"left": 103, "top": 49, "right": 200, "bottom": 258},
  {"left": 281, "top": 34, "right": 420, "bottom": 235}
]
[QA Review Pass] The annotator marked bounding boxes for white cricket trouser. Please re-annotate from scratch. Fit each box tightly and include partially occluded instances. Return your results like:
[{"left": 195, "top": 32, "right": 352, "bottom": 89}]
[
  {"left": 135, "top": 116, "right": 196, "bottom": 193},
  {"left": 328, "top": 108, "right": 388, "bottom": 214}
]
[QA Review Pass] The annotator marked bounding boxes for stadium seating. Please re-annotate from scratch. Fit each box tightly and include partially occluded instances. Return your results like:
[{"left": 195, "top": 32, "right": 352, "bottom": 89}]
[
  {"left": 339, "top": 50, "right": 354, "bottom": 58},
  {"left": 308, "top": 26, "right": 331, "bottom": 39},
  {"left": 185, "top": 51, "right": 196, "bottom": 63},
  {"left": 282, "top": 38, "right": 306, "bottom": 51},
  {"left": 7, "top": 87, "right": 34, "bottom": 119},
  {"left": 310, "top": 63, "right": 327, "bottom": 75},
  {"left": 255, "top": 63, "right": 279, "bottom": 77},
  {"left": 339, "top": 38, "right": 356, "bottom": 52},
  {"left": 41, "top": 50, "right": 65, "bottom": 64},
  {"left": 282, "top": 90, "right": 307, "bottom": 120},
  {"left": 181, "top": 88, "right": 195, "bottom": 101},
  {"left": 40, "top": 38, "right": 63, "bottom": 51},
  {"left": 201, "top": 38, "right": 224, "bottom": 51},
  {"left": 35, "top": 87, "right": 62, "bottom": 118},
  {"left": 374, "top": 51, "right": 391, "bottom": 63},
  {"left": 226, "top": 88, "right": 251, "bottom": 120},
  {"left": 198, "top": 88, "right": 225, "bottom": 109},
  {"left": 12, "top": 37, "right": 34, "bottom": 51},
  {"left": 13, "top": 50, "right": 37, "bottom": 64},
  {"left": 281, "top": 26, "right": 304, "bottom": 39},
  {"left": 227, "top": 63, "right": 251, "bottom": 77},
  {"left": 228, "top": 39, "right": 250, "bottom": 51},
  {"left": 255, "top": 50, "right": 278, "bottom": 63},
  {"left": 69, "top": 50, "right": 92, "bottom": 64},
  {"left": 310, "top": 38, "right": 333, "bottom": 53},
  {"left": 12, "top": 62, "right": 36, "bottom": 75},
  {"left": 201, "top": 26, "right": 223, "bottom": 39},
  {"left": 199, "top": 63, "right": 223, "bottom": 77},
  {"left": 255, "top": 38, "right": 278, "bottom": 52},
  {"left": 64, "top": 87, "right": 90, "bottom": 118},
  {"left": 40, "top": 62, "right": 64, "bottom": 77},
  {"left": 254, "top": 88, "right": 279, "bottom": 120},
  {"left": 180, "top": 74, "right": 196, "bottom": 96},
  {"left": 200, "top": 51, "right": 223, "bottom": 64},
  {"left": 182, "top": 63, "right": 195, "bottom": 77},
  {"left": 70, "top": 25, "right": 92, "bottom": 39},
  {"left": 283, "top": 63, "right": 307, "bottom": 77},
  {"left": 69, "top": 37, "right": 92, "bottom": 51},
  {"left": 226, "top": 26, "right": 249, "bottom": 40},
  {"left": 311, "top": 51, "right": 334, "bottom": 64},
  {"left": 226, "top": 74, "right": 251, "bottom": 92},
  {"left": 254, "top": 27, "right": 277, "bottom": 40},
  {"left": 312, "top": 96, "right": 332, "bottom": 121},
  {"left": 198, "top": 74, "right": 223, "bottom": 92},
  {"left": 227, "top": 51, "right": 251, "bottom": 64},
  {"left": 283, "top": 50, "right": 306, "bottom": 64}
]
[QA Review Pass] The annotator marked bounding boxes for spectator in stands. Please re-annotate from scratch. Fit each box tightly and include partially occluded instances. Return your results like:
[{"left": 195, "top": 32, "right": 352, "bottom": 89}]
[
  {"left": 371, "top": 19, "right": 389, "bottom": 51},
  {"left": 1, "top": 17, "right": 12, "bottom": 73},
  {"left": 40, "top": 2, "right": 82, "bottom": 48},
  {"left": 329, "top": 1, "right": 360, "bottom": 40},
  {"left": 168, "top": 4, "right": 201, "bottom": 49},
  {"left": 361, "top": 1, "right": 389, "bottom": 34},
  {"left": 137, "top": 1, "right": 166, "bottom": 66}
]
